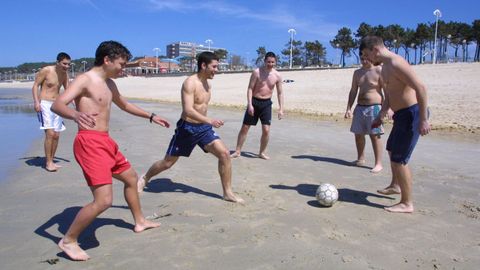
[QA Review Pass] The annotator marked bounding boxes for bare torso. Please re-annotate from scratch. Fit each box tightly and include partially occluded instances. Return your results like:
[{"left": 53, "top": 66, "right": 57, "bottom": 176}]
[
  {"left": 356, "top": 65, "right": 383, "bottom": 105},
  {"left": 252, "top": 67, "right": 281, "bottom": 99},
  {"left": 381, "top": 56, "right": 418, "bottom": 111},
  {"left": 38, "top": 66, "right": 68, "bottom": 101},
  {"left": 74, "top": 73, "right": 114, "bottom": 131},
  {"left": 181, "top": 74, "right": 211, "bottom": 123}
]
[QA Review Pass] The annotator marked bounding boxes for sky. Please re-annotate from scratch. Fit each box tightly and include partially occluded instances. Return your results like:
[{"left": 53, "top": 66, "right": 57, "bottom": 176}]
[{"left": 0, "top": 0, "right": 478, "bottom": 67}]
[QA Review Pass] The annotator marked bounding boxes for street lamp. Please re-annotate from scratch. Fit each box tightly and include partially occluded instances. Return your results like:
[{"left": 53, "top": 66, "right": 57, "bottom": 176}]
[
  {"left": 81, "top": 60, "right": 87, "bottom": 72},
  {"left": 13, "top": 69, "right": 17, "bottom": 81},
  {"left": 153, "top": 47, "right": 160, "bottom": 73},
  {"left": 288, "top": 28, "right": 296, "bottom": 69},
  {"left": 433, "top": 9, "right": 442, "bottom": 64},
  {"left": 410, "top": 43, "right": 416, "bottom": 64},
  {"left": 462, "top": 39, "right": 467, "bottom": 62},
  {"left": 205, "top": 39, "right": 213, "bottom": 52},
  {"left": 70, "top": 62, "right": 76, "bottom": 78}
]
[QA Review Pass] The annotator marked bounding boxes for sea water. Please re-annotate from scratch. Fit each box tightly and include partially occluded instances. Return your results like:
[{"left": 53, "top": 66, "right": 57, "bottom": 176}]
[{"left": 0, "top": 88, "right": 41, "bottom": 182}]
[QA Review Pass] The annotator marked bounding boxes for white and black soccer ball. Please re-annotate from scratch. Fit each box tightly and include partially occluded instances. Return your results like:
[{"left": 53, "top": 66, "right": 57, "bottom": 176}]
[{"left": 316, "top": 183, "right": 338, "bottom": 207}]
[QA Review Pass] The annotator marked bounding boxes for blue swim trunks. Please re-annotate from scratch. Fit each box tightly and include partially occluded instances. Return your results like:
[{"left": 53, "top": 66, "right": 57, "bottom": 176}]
[
  {"left": 386, "top": 104, "right": 420, "bottom": 164},
  {"left": 243, "top": 97, "right": 273, "bottom": 126},
  {"left": 166, "top": 119, "right": 220, "bottom": 157}
]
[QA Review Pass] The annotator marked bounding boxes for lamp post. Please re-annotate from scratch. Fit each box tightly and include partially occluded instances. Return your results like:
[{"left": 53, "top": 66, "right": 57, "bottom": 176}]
[
  {"left": 410, "top": 43, "right": 416, "bottom": 64},
  {"left": 288, "top": 28, "right": 296, "bottom": 69},
  {"left": 153, "top": 47, "right": 160, "bottom": 73},
  {"left": 205, "top": 39, "right": 213, "bottom": 52},
  {"left": 70, "top": 63, "right": 75, "bottom": 78},
  {"left": 446, "top": 34, "right": 451, "bottom": 62},
  {"left": 81, "top": 60, "right": 87, "bottom": 72},
  {"left": 433, "top": 9, "right": 442, "bottom": 64},
  {"left": 462, "top": 39, "right": 467, "bottom": 62},
  {"left": 13, "top": 69, "right": 17, "bottom": 81}
]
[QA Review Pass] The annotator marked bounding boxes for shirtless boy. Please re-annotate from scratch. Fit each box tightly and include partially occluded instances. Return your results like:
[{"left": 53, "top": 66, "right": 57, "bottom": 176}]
[
  {"left": 51, "top": 41, "right": 170, "bottom": 260},
  {"left": 361, "top": 36, "right": 431, "bottom": 213},
  {"left": 32, "top": 52, "right": 71, "bottom": 172},
  {"left": 230, "top": 52, "right": 284, "bottom": 160},
  {"left": 138, "top": 51, "right": 244, "bottom": 204},
  {"left": 345, "top": 54, "right": 386, "bottom": 173}
]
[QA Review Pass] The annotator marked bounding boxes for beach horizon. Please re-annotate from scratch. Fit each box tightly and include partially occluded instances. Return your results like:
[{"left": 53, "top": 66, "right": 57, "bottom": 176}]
[{"left": 2, "top": 62, "right": 479, "bottom": 136}]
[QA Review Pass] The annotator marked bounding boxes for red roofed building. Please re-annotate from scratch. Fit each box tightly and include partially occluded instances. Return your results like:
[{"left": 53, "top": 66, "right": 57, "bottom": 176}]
[{"left": 125, "top": 57, "right": 180, "bottom": 75}]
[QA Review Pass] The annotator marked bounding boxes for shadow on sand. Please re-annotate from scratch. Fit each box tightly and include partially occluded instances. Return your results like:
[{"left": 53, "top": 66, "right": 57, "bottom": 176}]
[
  {"left": 20, "top": 156, "right": 70, "bottom": 169},
  {"left": 34, "top": 205, "right": 132, "bottom": 260},
  {"left": 270, "top": 183, "right": 394, "bottom": 209},
  {"left": 291, "top": 154, "right": 371, "bottom": 169},
  {"left": 144, "top": 178, "right": 223, "bottom": 200},
  {"left": 229, "top": 150, "right": 259, "bottom": 158}
]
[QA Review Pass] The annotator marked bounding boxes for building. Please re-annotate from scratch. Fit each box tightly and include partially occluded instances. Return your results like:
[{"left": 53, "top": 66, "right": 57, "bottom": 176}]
[
  {"left": 166, "top": 41, "right": 225, "bottom": 58},
  {"left": 124, "top": 57, "right": 180, "bottom": 75}
]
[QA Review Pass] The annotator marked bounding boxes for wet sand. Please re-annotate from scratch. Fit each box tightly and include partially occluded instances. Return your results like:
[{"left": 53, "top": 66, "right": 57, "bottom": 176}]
[{"left": 0, "top": 98, "right": 479, "bottom": 269}]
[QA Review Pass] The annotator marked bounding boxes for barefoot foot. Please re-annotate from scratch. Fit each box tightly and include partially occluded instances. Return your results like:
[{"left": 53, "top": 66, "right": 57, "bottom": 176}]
[
  {"left": 223, "top": 192, "right": 245, "bottom": 204},
  {"left": 230, "top": 151, "right": 241, "bottom": 158},
  {"left": 134, "top": 219, "right": 161, "bottom": 233},
  {"left": 370, "top": 164, "right": 383, "bottom": 173},
  {"left": 258, "top": 153, "right": 270, "bottom": 160},
  {"left": 384, "top": 203, "right": 414, "bottom": 213},
  {"left": 137, "top": 174, "right": 146, "bottom": 193},
  {"left": 58, "top": 238, "right": 90, "bottom": 261},
  {"left": 353, "top": 159, "right": 366, "bottom": 166},
  {"left": 45, "top": 164, "right": 57, "bottom": 172},
  {"left": 377, "top": 186, "right": 401, "bottom": 195}
]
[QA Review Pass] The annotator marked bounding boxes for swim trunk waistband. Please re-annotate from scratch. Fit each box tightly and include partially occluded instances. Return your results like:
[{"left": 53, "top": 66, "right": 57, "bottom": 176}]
[
  {"left": 179, "top": 119, "right": 209, "bottom": 127},
  {"left": 394, "top": 103, "right": 419, "bottom": 115},
  {"left": 357, "top": 103, "right": 382, "bottom": 106},
  {"left": 77, "top": 130, "right": 109, "bottom": 136},
  {"left": 253, "top": 97, "right": 272, "bottom": 102}
]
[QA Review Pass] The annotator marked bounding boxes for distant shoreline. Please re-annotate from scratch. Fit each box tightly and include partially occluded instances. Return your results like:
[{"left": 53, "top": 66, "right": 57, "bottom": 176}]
[{"left": 2, "top": 62, "right": 479, "bottom": 138}]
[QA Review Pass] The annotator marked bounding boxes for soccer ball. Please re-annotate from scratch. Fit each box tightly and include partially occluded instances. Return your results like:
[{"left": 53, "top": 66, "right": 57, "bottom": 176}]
[{"left": 316, "top": 183, "right": 338, "bottom": 207}]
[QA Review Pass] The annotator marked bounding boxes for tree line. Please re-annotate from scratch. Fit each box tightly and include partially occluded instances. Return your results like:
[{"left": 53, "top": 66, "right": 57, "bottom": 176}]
[{"left": 257, "top": 19, "right": 480, "bottom": 68}]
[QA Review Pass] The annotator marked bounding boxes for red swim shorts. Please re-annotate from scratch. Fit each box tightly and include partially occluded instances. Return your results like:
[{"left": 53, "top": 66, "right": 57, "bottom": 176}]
[{"left": 73, "top": 130, "right": 131, "bottom": 186}]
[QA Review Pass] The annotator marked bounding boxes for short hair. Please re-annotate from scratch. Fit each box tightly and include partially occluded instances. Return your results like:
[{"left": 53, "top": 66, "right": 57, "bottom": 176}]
[
  {"left": 264, "top": 52, "right": 276, "bottom": 60},
  {"left": 197, "top": 51, "right": 219, "bottom": 72},
  {"left": 359, "top": 36, "right": 385, "bottom": 53},
  {"left": 94, "top": 41, "right": 132, "bottom": 66},
  {"left": 57, "top": 52, "right": 71, "bottom": 62}
]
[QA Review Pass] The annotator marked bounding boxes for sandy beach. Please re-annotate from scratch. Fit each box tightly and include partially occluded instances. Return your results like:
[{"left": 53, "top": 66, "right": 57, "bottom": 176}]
[
  {"left": 0, "top": 63, "right": 479, "bottom": 269},
  {"left": 3, "top": 62, "right": 479, "bottom": 134}
]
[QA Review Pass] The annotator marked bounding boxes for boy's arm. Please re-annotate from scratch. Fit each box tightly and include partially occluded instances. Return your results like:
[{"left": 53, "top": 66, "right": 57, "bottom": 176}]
[
  {"left": 394, "top": 61, "right": 430, "bottom": 135},
  {"left": 51, "top": 75, "right": 96, "bottom": 129},
  {"left": 32, "top": 68, "right": 46, "bottom": 112},
  {"left": 345, "top": 71, "right": 359, "bottom": 118},
  {"left": 110, "top": 80, "right": 169, "bottom": 128},
  {"left": 276, "top": 73, "right": 284, "bottom": 120},
  {"left": 246, "top": 71, "right": 257, "bottom": 116},
  {"left": 181, "top": 79, "right": 223, "bottom": 128}
]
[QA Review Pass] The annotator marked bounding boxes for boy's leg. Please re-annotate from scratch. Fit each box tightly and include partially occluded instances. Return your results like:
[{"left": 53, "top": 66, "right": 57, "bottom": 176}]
[
  {"left": 114, "top": 167, "right": 161, "bottom": 232},
  {"left": 354, "top": 134, "right": 366, "bottom": 165},
  {"left": 59, "top": 184, "right": 113, "bottom": 261},
  {"left": 369, "top": 134, "right": 383, "bottom": 173},
  {"left": 44, "top": 129, "right": 58, "bottom": 171},
  {"left": 377, "top": 151, "right": 401, "bottom": 195},
  {"left": 258, "top": 124, "right": 270, "bottom": 160},
  {"left": 138, "top": 155, "right": 179, "bottom": 192},
  {"left": 385, "top": 162, "right": 414, "bottom": 213},
  {"left": 205, "top": 140, "right": 244, "bottom": 203},
  {"left": 231, "top": 124, "right": 250, "bottom": 158}
]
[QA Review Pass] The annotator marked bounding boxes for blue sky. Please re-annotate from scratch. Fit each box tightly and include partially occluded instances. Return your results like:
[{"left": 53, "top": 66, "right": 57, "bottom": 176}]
[{"left": 0, "top": 0, "right": 478, "bottom": 67}]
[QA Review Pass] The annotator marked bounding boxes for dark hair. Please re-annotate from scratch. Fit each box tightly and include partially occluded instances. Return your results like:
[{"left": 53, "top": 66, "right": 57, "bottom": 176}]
[
  {"left": 94, "top": 41, "right": 132, "bottom": 66},
  {"left": 197, "top": 51, "right": 219, "bottom": 72},
  {"left": 57, "top": 52, "right": 71, "bottom": 62},
  {"left": 264, "top": 52, "right": 276, "bottom": 60},
  {"left": 359, "top": 36, "right": 384, "bottom": 53}
]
